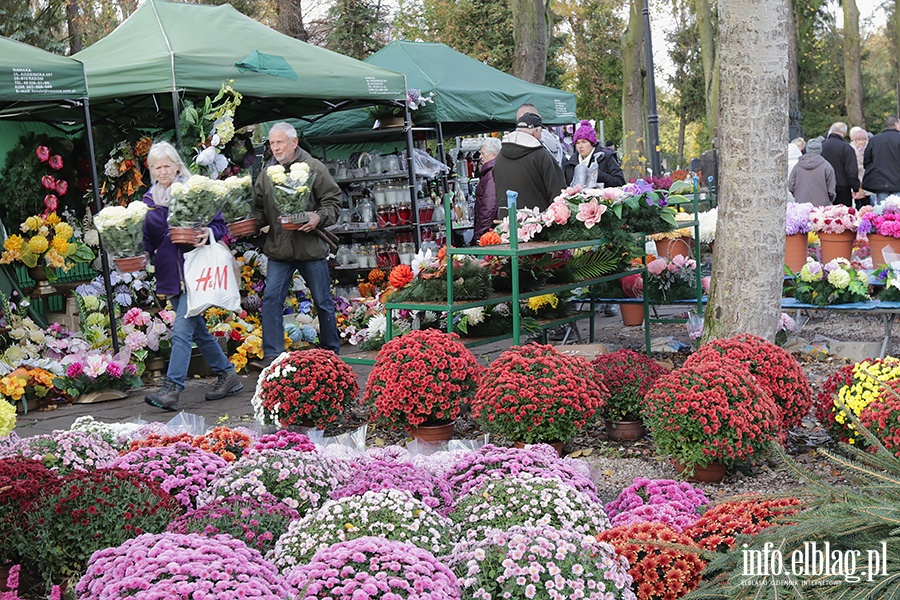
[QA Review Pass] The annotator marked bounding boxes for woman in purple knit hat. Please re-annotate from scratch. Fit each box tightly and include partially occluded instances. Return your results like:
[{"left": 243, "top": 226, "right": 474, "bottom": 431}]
[{"left": 562, "top": 120, "right": 626, "bottom": 188}]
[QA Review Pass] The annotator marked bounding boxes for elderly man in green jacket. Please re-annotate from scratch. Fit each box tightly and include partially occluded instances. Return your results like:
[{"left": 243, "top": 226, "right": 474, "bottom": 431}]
[{"left": 250, "top": 122, "right": 341, "bottom": 370}]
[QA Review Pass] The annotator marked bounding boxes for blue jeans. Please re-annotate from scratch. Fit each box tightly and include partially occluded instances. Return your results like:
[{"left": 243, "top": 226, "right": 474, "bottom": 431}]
[
  {"left": 165, "top": 292, "right": 235, "bottom": 389},
  {"left": 262, "top": 258, "right": 340, "bottom": 356},
  {"left": 875, "top": 192, "right": 900, "bottom": 207}
]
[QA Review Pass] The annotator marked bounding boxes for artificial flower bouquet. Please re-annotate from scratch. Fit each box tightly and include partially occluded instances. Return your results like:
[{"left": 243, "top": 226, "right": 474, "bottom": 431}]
[
  {"left": 388, "top": 249, "right": 492, "bottom": 302},
  {"left": 267, "top": 162, "right": 316, "bottom": 226},
  {"left": 364, "top": 329, "right": 481, "bottom": 429},
  {"left": 644, "top": 254, "right": 698, "bottom": 304},
  {"left": 876, "top": 261, "right": 900, "bottom": 302},
  {"left": 93, "top": 201, "right": 150, "bottom": 259},
  {"left": 808, "top": 204, "right": 859, "bottom": 234},
  {"left": 251, "top": 349, "right": 360, "bottom": 429},
  {"left": 789, "top": 257, "right": 870, "bottom": 306},
  {"left": 859, "top": 195, "right": 900, "bottom": 239},
  {"left": 120, "top": 306, "right": 174, "bottom": 368},
  {"left": 642, "top": 355, "right": 781, "bottom": 474},
  {"left": 101, "top": 135, "right": 152, "bottom": 204},
  {"left": 786, "top": 202, "right": 814, "bottom": 235},
  {"left": 615, "top": 178, "right": 691, "bottom": 234},
  {"left": 591, "top": 349, "right": 670, "bottom": 422},
  {"left": 167, "top": 174, "right": 227, "bottom": 229},
  {"left": 54, "top": 350, "right": 142, "bottom": 398},
  {"left": 471, "top": 343, "right": 607, "bottom": 444},
  {"left": 0, "top": 212, "right": 93, "bottom": 275},
  {"left": 0, "top": 366, "right": 57, "bottom": 413}
]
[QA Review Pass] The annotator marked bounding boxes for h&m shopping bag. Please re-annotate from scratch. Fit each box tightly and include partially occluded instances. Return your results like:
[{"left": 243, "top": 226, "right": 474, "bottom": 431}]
[{"left": 183, "top": 232, "right": 240, "bottom": 317}]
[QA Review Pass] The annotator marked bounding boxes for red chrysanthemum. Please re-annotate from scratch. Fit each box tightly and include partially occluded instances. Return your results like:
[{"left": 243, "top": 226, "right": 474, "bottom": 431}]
[
  {"left": 682, "top": 496, "right": 803, "bottom": 552},
  {"left": 592, "top": 349, "right": 669, "bottom": 421}
]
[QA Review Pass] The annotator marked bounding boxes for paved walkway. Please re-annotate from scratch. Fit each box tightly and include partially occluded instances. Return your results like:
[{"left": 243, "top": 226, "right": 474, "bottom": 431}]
[{"left": 12, "top": 310, "right": 673, "bottom": 438}]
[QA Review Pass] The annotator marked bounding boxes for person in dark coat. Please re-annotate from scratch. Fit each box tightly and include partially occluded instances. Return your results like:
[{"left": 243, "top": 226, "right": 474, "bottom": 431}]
[
  {"left": 142, "top": 141, "right": 242, "bottom": 411},
  {"left": 474, "top": 137, "right": 500, "bottom": 241},
  {"left": 493, "top": 112, "right": 567, "bottom": 211},
  {"left": 563, "top": 120, "right": 626, "bottom": 188},
  {"left": 821, "top": 122, "right": 860, "bottom": 207},
  {"left": 862, "top": 116, "right": 900, "bottom": 206}
]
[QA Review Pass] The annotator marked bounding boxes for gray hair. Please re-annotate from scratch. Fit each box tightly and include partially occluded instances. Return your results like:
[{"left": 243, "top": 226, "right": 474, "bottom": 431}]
[
  {"left": 828, "top": 122, "right": 848, "bottom": 136},
  {"left": 481, "top": 137, "right": 502, "bottom": 158},
  {"left": 147, "top": 141, "right": 188, "bottom": 184},
  {"left": 849, "top": 126, "right": 867, "bottom": 141},
  {"left": 269, "top": 122, "right": 298, "bottom": 140},
  {"left": 790, "top": 137, "right": 806, "bottom": 151},
  {"left": 516, "top": 103, "right": 539, "bottom": 119}
]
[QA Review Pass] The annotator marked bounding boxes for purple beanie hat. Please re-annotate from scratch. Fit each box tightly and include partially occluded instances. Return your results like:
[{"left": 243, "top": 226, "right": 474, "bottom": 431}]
[{"left": 573, "top": 120, "right": 598, "bottom": 145}]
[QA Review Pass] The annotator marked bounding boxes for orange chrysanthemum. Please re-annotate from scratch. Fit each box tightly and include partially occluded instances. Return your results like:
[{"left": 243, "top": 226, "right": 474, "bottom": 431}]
[
  {"left": 479, "top": 231, "right": 502, "bottom": 246},
  {"left": 388, "top": 264, "right": 414, "bottom": 289},
  {"left": 368, "top": 268, "right": 386, "bottom": 284}
]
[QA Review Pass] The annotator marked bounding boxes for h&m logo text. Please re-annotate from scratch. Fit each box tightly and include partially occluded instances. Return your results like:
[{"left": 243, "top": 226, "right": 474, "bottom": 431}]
[{"left": 194, "top": 266, "right": 229, "bottom": 291}]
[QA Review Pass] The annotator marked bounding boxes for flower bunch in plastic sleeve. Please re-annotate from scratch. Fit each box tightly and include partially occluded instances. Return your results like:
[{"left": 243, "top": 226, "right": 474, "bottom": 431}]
[
  {"left": 168, "top": 174, "right": 227, "bottom": 228},
  {"left": 267, "top": 163, "right": 315, "bottom": 216},
  {"left": 220, "top": 174, "right": 253, "bottom": 222},
  {"left": 93, "top": 201, "right": 149, "bottom": 258}
]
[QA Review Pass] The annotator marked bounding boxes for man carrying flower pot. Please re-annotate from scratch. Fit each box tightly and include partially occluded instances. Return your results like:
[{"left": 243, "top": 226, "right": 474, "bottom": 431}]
[{"left": 250, "top": 122, "right": 341, "bottom": 371}]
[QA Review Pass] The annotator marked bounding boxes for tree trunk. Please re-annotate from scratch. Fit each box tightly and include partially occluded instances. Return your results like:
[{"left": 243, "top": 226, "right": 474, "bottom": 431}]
[
  {"left": 896, "top": 0, "right": 900, "bottom": 89},
  {"left": 787, "top": 0, "right": 801, "bottom": 139},
  {"left": 278, "top": 0, "right": 308, "bottom": 41},
  {"left": 694, "top": 0, "right": 718, "bottom": 135},
  {"left": 843, "top": 0, "right": 865, "bottom": 128},
  {"left": 621, "top": 0, "right": 645, "bottom": 180},
  {"left": 678, "top": 112, "right": 686, "bottom": 166},
  {"left": 703, "top": 0, "right": 788, "bottom": 343},
  {"left": 512, "top": 0, "right": 549, "bottom": 84},
  {"left": 66, "top": 0, "right": 82, "bottom": 54}
]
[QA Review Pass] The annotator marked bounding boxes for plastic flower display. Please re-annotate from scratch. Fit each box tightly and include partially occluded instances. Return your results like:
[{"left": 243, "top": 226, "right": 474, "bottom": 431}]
[
  {"left": 74, "top": 532, "right": 291, "bottom": 599},
  {"left": 786, "top": 202, "right": 814, "bottom": 235},
  {"left": 876, "top": 261, "right": 900, "bottom": 302},
  {"left": 167, "top": 494, "right": 300, "bottom": 555},
  {"left": 168, "top": 174, "right": 227, "bottom": 228},
  {"left": 644, "top": 254, "right": 698, "bottom": 303},
  {"left": 54, "top": 350, "right": 142, "bottom": 398},
  {"left": 5, "top": 429, "right": 118, "bottom": 474},
  {"left": 120, "top": 306, "right": 173, "bottom": 365},
  {"left": 471, "top": 343, "right": 607, "bottom": 444},
  {"left": 13, "top": 468, "right": 180, "bottom": 585},
  {"left": 272, "top": 489, "right": 452, "bottom": 572},
  {"left": 0, "top": 367, "right": 56, "bottom": 413},
  {"left": 591, "top": 350, "right": 670, "bottom": 422},
  {"left": 790, "top": 258, "right": 870, "bottom": 306},
  {"left": 682, "top": 496, "right": 802, "bottom": 552},
  {"left": 286, "top": 536, "right": 460, "bottom": 600},
  {"left": 199, "top": 448, "right": 338, "bottom": 515},
  {"left": 450, "top": 473, "right": 611, "bottom": 541},
  {"left": 331, "top": 458, "right": 455, "bottom": 517},
  {"left": 449, "top": 525, "right": 635, "bottom": 600},
  {"left": 808, "top": 204, "right": 859, "bottom": 234},
  {"left": 364, "top": 329, "right": 481, "bottom": 429},
  {"left": 604, "top": 478, "right": 708, "bottom": 533},
  {"left": 441, "top": 443, "right": 600, "bottom": 504},
  {"left": 596, "top": 522, "right": 707, "bottom": 600},
  {"left": 642, "top": 357, "right": 782, "bottom": 474},
  {"left": 267, "top": 162, "right": 315, "bottom": 218},
  {"left": 108, "top": 442, "right": 229, "bottom": 509},
  {"left": 686, "top": 333, "right": 813, "bottom": 430},
  {"left": 92, "top": 201, "right": 150, "bottom": 258},
  {"left": 252, "top": 349, "right": 359, "bottom": 429},
  {"left": 0, "top": 211, "right": 93, "bottom": 273}
]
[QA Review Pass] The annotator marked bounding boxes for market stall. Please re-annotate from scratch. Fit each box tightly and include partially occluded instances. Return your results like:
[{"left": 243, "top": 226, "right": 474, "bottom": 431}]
[{"left": 0, "top": 36, "right": 118, "bottom": 343}]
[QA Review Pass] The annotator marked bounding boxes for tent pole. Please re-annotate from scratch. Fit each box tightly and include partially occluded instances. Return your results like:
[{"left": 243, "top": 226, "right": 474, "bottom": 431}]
[
  {"left": 172, "top": 90, "right": 182, "bottom": 146},
  {"left": 83, "top": 98, "right": 120, "bottom": 354},
  {"left": 436, "top": 122, "right": 448, "bottom": 196}
]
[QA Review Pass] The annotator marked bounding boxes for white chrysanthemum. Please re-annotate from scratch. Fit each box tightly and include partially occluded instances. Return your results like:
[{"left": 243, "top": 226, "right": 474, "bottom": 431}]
[
  {"left": 367, "top": 313, "right": 387, "bottom": 336},
  {"left": 828, "top": 268, "right": 851, "bottom": 289},
  {"left": 462, "top": 307, "right": 485, "bottom": 326}
]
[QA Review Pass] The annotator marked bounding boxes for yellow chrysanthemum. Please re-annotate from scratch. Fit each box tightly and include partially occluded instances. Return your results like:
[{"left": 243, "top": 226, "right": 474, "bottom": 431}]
[
  {"left": 21, "top": 216, "right": 42, "bottom": 233},
  {"left": 836, "top": 357, "right": 900, "bottom": 442},
  {"left": 45, "top": 213, "right": 61, "bottom": 226},
  {"left": 52, "top": 235, "right": 70, "bottom": 255},
  {"left": 54, "top": 222, "right": 74, "bottom": 240},
  {"left": 3, "top": 235, "right": 24, "bottom": 252},
  {"left": 28, "top": 235, "right": 49, "bottom": 254},
  {"left": 0, "top": 399, "right": 15, "bottom": 437},
  {"left": 527, "top": 294, "right": 559, "bottom": 311}
]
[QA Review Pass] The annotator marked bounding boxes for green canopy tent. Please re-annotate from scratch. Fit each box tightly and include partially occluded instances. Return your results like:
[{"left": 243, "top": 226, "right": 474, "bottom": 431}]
[
  {"left": 0, "top": 37, "right": 119, "bottom": 346},
  {"left": 299, "top": 40, "right": 578, "bottom": 142},
  {"left": 73, "top": 0, "right": 408, "bottom": 127}
]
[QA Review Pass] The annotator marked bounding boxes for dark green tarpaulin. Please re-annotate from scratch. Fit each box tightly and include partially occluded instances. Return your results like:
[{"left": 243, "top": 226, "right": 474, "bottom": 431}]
[
  {"left": 0, "top": 37, "right": 86, "bottom": 103},
  {"left": 73, "top": 0, "right": 407, "bottom": 125},
  {"left": 300, "top": 40, "right": 578, "bottom": 139}
]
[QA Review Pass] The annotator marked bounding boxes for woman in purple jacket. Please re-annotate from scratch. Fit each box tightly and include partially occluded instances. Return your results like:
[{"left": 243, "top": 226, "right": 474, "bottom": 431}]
[
  {"left": 142, "top": 141, "right": 242, "bottom": 411},
  {"left": 474, "top": 137, "right": 501, "bottom": 241}
]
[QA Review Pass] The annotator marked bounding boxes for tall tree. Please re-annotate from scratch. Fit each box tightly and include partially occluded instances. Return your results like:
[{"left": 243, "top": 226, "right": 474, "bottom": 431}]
[
  {"left": 704, "top": 0, "right": 789, "bottom": 342},
  {"left": 558, "top": 0, "right": 624, "bottom": 144},
  {"left": 794, "top": 0, "right": 843, "bottom": 135},
  {"left": 322, "top": 0, "right": 389, "bottom": 60},
  {"left": 512, "top": 0, "right": 550, "bottom": 83},
  {"left": 787, "top": 0, "right": 801, "bottom": 138},
  {"left": 621, "top": 0, "right": 646, "bottom": 179},
  {"left": 275, "top": 0, "right": 309, "bottom": 41},
  {"left": 0, "top": 0, "right": 68, "bottom": 53},
  {"left": 694, "top": 0, "right": 718, "bottom": 137},
  {"left": 665, "top": 3, "right": 705, "bottom": 165},
  {"left": 843, "top": 0, "right": 865, "bottom": 128}
]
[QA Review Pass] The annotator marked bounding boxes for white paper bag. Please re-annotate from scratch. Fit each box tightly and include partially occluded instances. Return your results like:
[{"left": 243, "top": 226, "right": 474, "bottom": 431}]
[{"left": 183, "top": 231, "right": 240, "bottom": 317}]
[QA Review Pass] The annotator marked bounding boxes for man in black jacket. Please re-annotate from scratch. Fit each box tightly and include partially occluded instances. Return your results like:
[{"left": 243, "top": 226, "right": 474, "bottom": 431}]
[
  {"left": 862, "top": 116, "right": 900, "bottom": 206},
  {"left": 493, "top": 112, "right": 567, "bottom": 211},
  {"left": 821, "top": 122, "right": 860, "bottom": 207}
]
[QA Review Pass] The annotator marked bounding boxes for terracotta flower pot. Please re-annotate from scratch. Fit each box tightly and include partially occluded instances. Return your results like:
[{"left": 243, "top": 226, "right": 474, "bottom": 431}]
[
  {"left": 113, "top": 254, "right": 148, "bottom": 273},
  {"left": 818, "top": 230, "right": 855, "bottom": 263},
  {"left": 620, "top": 303, "right": 644, "bottom": 326},
  {"left": 513, "top": 440, "right": 565, "bottom": 457},
  {"left": 674, "top": 459, "right": 727, "bottom": 483},
  {"left": 604, "top": 419, "right": 646, "bottom": 442},
  {"left": 408, "top": 421, "right": 455, "bottom": 443},
  {"left": 168, "top": 227, "right": 200, "bottom": 245},
  {"left": 784, "top": 232, "right": 809, "bottom": 273},
  {"left": 867, "top": 233, "right": 900, "bottom": 267},
  {"left": 228, "top": 218, "right": 258, "bottom": 238},
  {"left": 655, "top": 236, "right": 692, "bottom": 259}
]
